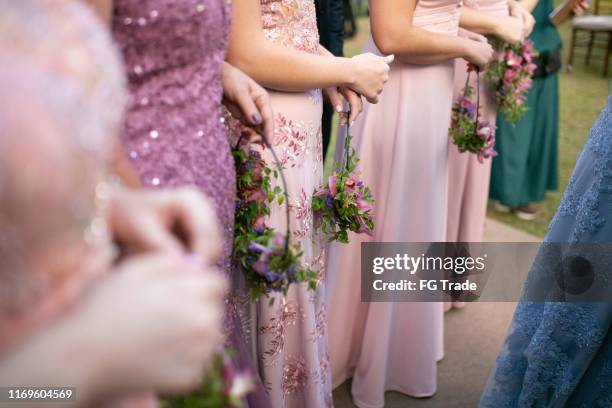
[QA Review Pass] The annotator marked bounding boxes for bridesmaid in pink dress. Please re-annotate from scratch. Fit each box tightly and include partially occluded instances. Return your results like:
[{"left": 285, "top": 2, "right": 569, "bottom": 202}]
[
  {"left": 227, "top": 1, "right": 392, "bottom": 406},
  {"left": 325, "top": 0, "right": 494, "bottom": 406},
  {"left": 446, "top": 0, "right": 532, "bottom": 244}
]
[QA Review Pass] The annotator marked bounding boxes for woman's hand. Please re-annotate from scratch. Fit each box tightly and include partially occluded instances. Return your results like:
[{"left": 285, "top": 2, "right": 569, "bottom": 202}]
[
  {"left": 346, "top": 53, "right": 394, "bottom": 104},
  {"left": 108, "top": 187, "right": 222, "bottom": 263},
  {"left": 323, "top": 86, "right": 364, "bottom": 126},
  {"left": 493, "top": 16, "right": 525, "bottom": 44},
  {"left": 81, "top": 253, "right": 227, "bottom": 397},
  {"left": 0, "top": 253, "right": 227, "bottom": 406},
  {"left": 572, "top": 0, "right": 589, "bottom": 16},
  {"left": 508, "top": 0, "right": 535, "bottom": 36},
  {"left": 462, "top": 37, "right": 495, "bottom": 69},
  {"left": 221, "top": 62, "right": 274, "bottom": 141}
]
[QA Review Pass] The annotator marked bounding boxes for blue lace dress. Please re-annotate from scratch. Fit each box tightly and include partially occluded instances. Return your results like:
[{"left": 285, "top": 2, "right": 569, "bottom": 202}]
[{"left": 480, "top": 95, "right": 612, "bottom": 407}]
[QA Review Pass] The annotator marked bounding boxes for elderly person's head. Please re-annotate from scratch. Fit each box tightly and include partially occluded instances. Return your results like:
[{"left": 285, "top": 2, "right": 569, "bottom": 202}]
[{"left": 0, "top": 62, "right": 114, "bottom": 352}]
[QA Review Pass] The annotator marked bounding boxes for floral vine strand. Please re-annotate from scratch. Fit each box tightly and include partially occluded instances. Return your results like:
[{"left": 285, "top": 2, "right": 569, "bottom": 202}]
[
  {"left": 484, "top": 38, "right": 538, "bottom": 123},
  {"left": 312, "top": 121, "right": 375, "bottom": 243},
  {"left": 232, "top": 126, "right": 318, "bottom": 302},
  {"left": 449, "top": 64, "right": 497, "bottom": 163}
]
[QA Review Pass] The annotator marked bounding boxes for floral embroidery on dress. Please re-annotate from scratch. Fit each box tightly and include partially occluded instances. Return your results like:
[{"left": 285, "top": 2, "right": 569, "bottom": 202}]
[
  {"left": 260, "top": 0, "right": 320, "bottom": 54},
  {"left": 289, "top": 189, "right": 313, "bottom": 239},
  {"left": 282, "top": 355, "right": 309, "bottom": 395},
  {"left": 310, "top": 305, "right": 326, "bottom": 341},
  {"left": 259, "top": 300, "right": 302, "bottom": 365},
  {"left": 273, "top": 114, "right": 321, "bottom": 168}
]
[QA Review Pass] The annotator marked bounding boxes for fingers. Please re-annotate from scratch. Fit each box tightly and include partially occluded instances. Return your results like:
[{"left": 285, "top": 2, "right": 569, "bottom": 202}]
[
  {"left": 341, "top": 88, "right": 363, "bottom": 125},
  {"left": 384, "top": 54, "right": 395, "bottom": 64},
  {"left": 233, "top": 84, "right": 263, "bottom": 128},
  {"left": 325, "top": 86, "right": 344, "bottom": 114},
  {"left": 170, "top": 189, "right": 223, "bottom": 264},
  {"left": 251, "top": 83, "right": 274, "bottom": 141}
]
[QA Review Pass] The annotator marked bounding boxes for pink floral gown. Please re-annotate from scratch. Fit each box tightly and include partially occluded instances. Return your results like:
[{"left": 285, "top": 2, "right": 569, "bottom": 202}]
[{"left": 245, "top": 0, "right": 332, "bottom": 406}]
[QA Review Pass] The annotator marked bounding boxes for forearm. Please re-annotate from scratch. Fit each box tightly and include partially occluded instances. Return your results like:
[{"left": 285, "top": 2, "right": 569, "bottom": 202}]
[
  {"left": 373, "top": 24, "right": 468, "bottom": 64},
  {"left": 518, "top": 0, "right": 538, "bottom": 12},
  {"left": 460, "top": 6, "right": 502, "bottom": 36},
  {"left": 227, "top": 0, "right": 354, "bottom": 92},
  {"left": 227, "top": 33, "right": 353, "bottom": 92}
]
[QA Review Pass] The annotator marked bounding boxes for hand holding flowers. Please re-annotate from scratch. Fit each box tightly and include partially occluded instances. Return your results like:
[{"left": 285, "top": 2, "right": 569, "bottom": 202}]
[
  {"left": 312, "top": 124, "right": 374, "bottom": 243},
  {"left": 450, "top": 65, "right": 498, "bottom": 163}
]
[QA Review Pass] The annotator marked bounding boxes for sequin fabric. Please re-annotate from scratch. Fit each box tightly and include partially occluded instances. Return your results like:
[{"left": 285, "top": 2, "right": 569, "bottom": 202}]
[
  {"left": 112, "top": 0, "right": 235, "bottom": 273},
  {"left": 481, "top": 95, "right": 612, "bottom": 407}
]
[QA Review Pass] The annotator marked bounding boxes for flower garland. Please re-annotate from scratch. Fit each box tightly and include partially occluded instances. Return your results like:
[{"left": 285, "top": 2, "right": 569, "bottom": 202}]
[
  {"left": 232, "top": 127, "right": 318, "bottom": 301},
  {"left": 484, "top": 38, "right": 538, "bottom": 123},
  {"left": 312, "top": 123, "right": 374, "bottom": 243},
  {"left": 450, "top": 65, "right": 497, "bottom": 163},
  {"left": 165, "top": 350, "right": 256, "bottom": 408}
]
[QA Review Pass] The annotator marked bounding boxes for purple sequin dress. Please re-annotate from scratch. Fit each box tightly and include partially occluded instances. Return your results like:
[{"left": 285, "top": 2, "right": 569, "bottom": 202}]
[
  {"left": 112, "top": 0, "right": 234, "bottom": 272},
  {"left": 112, "top": 2, "right": 271, "bottom": 406}
]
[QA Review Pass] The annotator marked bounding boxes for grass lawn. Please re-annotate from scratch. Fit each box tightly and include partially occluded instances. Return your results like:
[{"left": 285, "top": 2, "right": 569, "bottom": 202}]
[{"left": 326, "top": 16, "right": 610, "bottom": 237}]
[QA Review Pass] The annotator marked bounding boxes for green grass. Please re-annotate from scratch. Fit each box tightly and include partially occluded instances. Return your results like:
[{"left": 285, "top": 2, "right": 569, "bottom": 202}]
[{"left": 326, "top": 16, "right": 610, "bottom": 237}]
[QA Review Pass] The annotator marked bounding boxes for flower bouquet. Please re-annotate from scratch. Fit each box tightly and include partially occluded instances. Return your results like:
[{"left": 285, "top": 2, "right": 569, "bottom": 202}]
[
  {"left": 312, "top": 124, "right": 374, "bottom": 243},
  {"left": 232, "top": 127, "right": 318, "bottom": 301},
  {"left": 165, "top": 350, "right": 256, "bottom": 408},
  {"left": 484, "top": 39, "right": 538, "bottom": 123},
  {"left": 450, "top": 65, "right": 497, "bottom": 163}
]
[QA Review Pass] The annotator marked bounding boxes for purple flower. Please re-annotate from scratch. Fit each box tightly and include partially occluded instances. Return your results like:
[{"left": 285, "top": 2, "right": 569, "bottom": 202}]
[
  {"left": 253, "top": 259, "right": 269, "bottom": 276},
  {"left": 325, "top": 195, "right": 334, "bottom": 209},
  {"left": 249, "top": 242, "right": 272, "bottom": 255}
]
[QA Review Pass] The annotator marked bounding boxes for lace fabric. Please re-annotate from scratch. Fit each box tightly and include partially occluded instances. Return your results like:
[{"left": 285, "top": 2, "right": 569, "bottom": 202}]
[{"left": 481, "top": 96, "right": 612, "bottom": 407}]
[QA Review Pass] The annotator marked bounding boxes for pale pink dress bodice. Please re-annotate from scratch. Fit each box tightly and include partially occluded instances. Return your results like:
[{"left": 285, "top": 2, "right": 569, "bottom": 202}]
[{"left": 413, "top": 0, "right": 462, "bottom": 33}]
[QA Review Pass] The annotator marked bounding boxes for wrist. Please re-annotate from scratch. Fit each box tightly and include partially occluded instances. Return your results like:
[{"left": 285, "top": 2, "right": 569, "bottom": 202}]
[{"left": 339, "top": 57, "right": 357, "bottom": 87}]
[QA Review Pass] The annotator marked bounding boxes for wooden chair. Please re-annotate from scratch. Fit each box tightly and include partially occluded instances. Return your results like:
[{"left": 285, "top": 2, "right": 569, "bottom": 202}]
[{"left": 567, "top": 0, "right": 612, "bottom": 77}]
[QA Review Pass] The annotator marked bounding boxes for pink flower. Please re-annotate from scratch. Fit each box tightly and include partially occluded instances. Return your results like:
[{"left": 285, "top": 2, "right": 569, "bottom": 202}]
[
  {"left": 525, "top": 63, "right": 538, "bottom": 74},
  {"left": 253, "top": 216, "right": 266, "bottom": 231},
  {"left": 328, "top": 175, "right": 338, "bottom": 197},
  {"left": 356, "top": 215, "right": 373, "bottom": 236},
  {"left": 503, "top": 69, "right": 518, "bottom": 86},
  {"left": 272, "top": 233, "right": 285, "bottom": 247},
  {"left": 345, "top": 173, "right": 358, "bottom": 191},
  {"left": 516, "top": 78, "right": 533, "bottom": 93},
  {"left": 356, "top": 198, "right": 372, "bottom": 213},
  {"left": 248, "top": 189, "right": 267, "bottom": 203},
  {"left": 506, "top": 50, "right": 523, "bottom": 68}
]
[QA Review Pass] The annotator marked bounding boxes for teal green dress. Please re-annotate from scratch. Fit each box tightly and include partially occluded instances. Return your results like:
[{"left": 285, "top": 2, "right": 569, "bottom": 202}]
[{"left": 489, "top": 0, "right": 562, "bottom": 207}]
